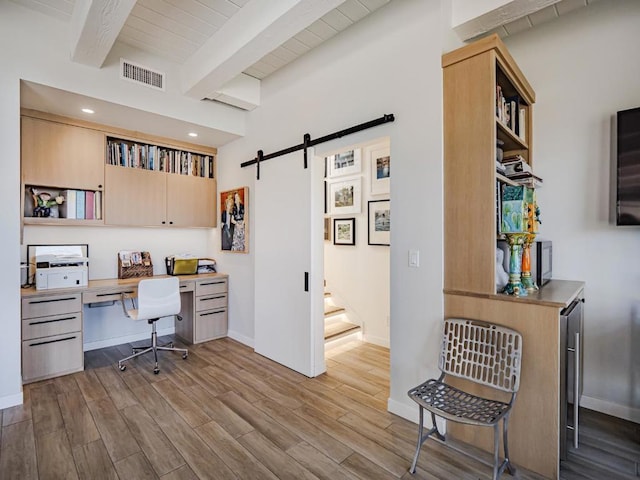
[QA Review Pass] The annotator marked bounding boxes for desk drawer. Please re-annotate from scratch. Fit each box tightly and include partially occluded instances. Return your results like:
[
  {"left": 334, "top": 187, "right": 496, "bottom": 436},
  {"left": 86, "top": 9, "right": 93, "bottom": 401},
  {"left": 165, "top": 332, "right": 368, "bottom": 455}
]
[
  {"left": 22, "top": 294, "right": 81, "bottom": 319},
  {"left": 22, "top": 312, "right": 82, "bottom": 340},
  {"left": 196, "top": 293, "right": 227, "bottom": 312},
  {"left": 179, "top": 281, "right": 195, "bottom": 293},
  {"left": 22, "top": 331, "right": 83, "bottom": 383},
  {"left": 83, "top": 288, "right": 137, "bottom": 304},
  {"left": 194, "top": 308, "right": 227, "bottom": 343},
  {"left": 196, "top": 279, "right": 227, "bottom": 296}
]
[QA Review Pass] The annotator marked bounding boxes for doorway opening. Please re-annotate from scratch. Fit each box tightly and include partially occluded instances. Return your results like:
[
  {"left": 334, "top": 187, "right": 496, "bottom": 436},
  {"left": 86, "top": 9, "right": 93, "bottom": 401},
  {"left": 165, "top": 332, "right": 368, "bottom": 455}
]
[{"left": 321, "top": 138, "right": 391, "bottom": 386}]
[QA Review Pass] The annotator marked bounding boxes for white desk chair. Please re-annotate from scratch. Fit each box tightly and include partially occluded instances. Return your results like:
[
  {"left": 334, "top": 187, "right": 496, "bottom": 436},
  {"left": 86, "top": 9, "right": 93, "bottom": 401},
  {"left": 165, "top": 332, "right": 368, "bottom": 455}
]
[{"left": 118, "top": 277, "right": 188, "bottom": 374}]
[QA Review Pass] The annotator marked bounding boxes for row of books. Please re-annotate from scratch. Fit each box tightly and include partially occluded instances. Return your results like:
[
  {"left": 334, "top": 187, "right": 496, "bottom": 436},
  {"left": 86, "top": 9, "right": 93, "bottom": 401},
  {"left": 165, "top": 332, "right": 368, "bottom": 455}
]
[
  {"left": 60, "top": 190, "right": 102, "bottom": 220},
  {"left": 496, "top": 86, "right": 526, "bottom": 142},
  {"left": 106, "top": 138, "right": 214, "bottom": 179}
]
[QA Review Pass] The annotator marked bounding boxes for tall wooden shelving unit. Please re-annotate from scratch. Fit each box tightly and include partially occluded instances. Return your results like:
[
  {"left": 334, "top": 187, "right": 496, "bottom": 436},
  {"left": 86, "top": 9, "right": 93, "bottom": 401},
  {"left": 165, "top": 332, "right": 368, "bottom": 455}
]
[
  {"left": 442, "top": 35, "right": 584, "bottom": 480},
  {"left": 443, "top": 34, "right": 534, "bottom": 295}
]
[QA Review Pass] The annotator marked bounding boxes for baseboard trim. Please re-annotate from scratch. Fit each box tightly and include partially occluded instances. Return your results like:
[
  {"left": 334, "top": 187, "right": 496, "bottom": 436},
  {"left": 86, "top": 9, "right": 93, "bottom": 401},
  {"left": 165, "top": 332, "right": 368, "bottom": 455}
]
[
  {"left": 0, "top": 391, "right": 24, "bottom": 409},
  {"left": 362, "top": 334, "right": 390, "bottom": 348},
  {"left": 227, "top": 330, "right": 254, "bottom": 349},
  {"left": 581, "top": 395, "right": 640, "bottom": 423},
  {"left": 83, "top": 327, "right": 176, "bottom": 352},
  {"left": 388, "top": 397, "right": 418, "bottom": 423}
]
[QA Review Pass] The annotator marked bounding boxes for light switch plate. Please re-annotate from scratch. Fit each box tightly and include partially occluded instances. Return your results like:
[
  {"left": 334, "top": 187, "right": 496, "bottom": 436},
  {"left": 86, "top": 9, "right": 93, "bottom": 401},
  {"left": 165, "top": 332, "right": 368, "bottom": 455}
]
[{"left": 409, "top": 249, "right": 419, "bottom": 268}]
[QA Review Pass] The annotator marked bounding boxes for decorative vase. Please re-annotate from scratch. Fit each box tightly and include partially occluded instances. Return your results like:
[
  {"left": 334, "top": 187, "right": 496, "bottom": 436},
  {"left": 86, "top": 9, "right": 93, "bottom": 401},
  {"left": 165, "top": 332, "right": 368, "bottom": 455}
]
[
  {"left": 503, "top": 232, "right": 528, "bottom": 296},
  {"left": 521, "top": 233, "right": 538, "bottom": 292}
]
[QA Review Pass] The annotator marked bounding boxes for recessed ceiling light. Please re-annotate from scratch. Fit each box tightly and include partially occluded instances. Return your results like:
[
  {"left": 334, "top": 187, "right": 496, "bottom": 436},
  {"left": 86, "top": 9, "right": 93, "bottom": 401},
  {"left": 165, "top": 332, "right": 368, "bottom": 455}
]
[
  {"left": 188, "top": 132, "right": 198, "bottom": 137},
  {"left": 81, "top": 108, "right": 95, "bottom": 114}
]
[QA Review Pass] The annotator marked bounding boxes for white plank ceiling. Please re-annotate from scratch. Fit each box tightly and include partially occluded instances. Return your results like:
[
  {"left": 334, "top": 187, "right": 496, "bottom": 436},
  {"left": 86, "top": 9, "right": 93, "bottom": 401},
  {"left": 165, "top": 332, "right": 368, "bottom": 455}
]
[{"left": 10, "top": 0, "right": 391, "bottom": 80}]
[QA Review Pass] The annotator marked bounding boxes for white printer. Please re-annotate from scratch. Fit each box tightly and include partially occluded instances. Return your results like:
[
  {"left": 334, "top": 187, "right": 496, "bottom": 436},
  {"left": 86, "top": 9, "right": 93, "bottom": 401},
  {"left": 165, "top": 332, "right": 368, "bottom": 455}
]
[{"left": 34, "top": 245, "right": 89, "bottom": 290}]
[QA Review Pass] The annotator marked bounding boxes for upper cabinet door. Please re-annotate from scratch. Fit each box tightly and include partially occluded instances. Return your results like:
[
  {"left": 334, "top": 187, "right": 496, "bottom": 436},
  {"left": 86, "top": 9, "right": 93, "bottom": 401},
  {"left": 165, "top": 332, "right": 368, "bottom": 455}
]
[
  {"left": 21, "top": 116, "right": 104, "bottom": 190},
  {"left": 166, "top": 175, "right": 216, "bottom": 228},
  {"left": 104, "top": 165, "right": 167, "bottom": 227}
]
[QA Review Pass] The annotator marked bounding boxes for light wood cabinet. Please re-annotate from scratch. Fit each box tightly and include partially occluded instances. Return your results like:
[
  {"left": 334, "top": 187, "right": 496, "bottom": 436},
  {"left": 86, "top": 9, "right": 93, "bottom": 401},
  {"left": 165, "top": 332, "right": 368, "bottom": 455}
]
[
  {"left": 104, "top": 167, "right": 216, "bottom": 227},
  {"left": 441, "top": 35, "right": 584, "bottom": 480},
  {"left": 21, "top": 293, "right": 84, "bottom": 383},
  {"left": 21, "top": 116, "right": 104, "bottom": 190},
  {"left": 104, "top": 165, "right": 167, "bottom": 226},
  {"left": 21, "top": 110, "right": 218, "bottom": 229},
  {"left": 443, "top": 34, "right": 534, "bottom": 295},
  {"left": 175, "top": 276, "right": 228, "bottom": 344},
  {"left": 167, "top": 175, "right": 216, "bottom": 228}
]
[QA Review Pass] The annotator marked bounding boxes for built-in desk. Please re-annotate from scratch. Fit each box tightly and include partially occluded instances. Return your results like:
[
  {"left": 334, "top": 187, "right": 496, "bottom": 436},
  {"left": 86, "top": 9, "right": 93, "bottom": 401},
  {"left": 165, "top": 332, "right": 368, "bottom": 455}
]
[{"left": 20, "top": 273, "right": 228, "bottom": 384}]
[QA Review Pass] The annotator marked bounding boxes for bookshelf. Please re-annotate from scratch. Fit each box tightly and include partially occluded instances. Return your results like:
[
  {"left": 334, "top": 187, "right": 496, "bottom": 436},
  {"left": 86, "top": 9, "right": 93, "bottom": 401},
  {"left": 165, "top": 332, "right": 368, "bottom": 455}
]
[
  {"left": 442, "top": 34, "right": 573, "bottom": 479},
  {"left": 106, "top": 137, "right": 215, "bottom": 179},
  {"left": 20, "top": 110, "right": 218, "bottom": 229}
]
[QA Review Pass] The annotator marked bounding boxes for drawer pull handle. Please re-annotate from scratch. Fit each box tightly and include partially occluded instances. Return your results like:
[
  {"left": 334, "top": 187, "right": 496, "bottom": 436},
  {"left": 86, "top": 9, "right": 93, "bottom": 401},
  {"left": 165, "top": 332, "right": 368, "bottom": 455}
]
[
  {"left": 29, "top": 297, "right": 77, "bottom": 304},
  {"left": 200, "top": 296, "right": 225, "bottom": 301},
  {"left": 199, "top": 310, "right": 226, "bottom": 317},
  {"left": 200, "top": 281, "right": 226, "bottom": 286},
  {"left": 96, "top": 290, "right": 134, "bottom": 297},
  {"left": 29, "top": 316, "right": 76, "bottom": 326},
  {"left": 29, "top": 336, "right": 76, "bottom": 347}
]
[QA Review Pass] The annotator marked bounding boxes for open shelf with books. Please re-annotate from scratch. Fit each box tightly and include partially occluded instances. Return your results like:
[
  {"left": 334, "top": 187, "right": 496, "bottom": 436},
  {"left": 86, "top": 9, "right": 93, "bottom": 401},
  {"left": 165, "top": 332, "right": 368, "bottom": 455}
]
[
  {"left": 106, "top": 136, "right": 215, "bottom": 179},
  {"left": 23, "top": 184, "right": 103, "bottom": 225}
]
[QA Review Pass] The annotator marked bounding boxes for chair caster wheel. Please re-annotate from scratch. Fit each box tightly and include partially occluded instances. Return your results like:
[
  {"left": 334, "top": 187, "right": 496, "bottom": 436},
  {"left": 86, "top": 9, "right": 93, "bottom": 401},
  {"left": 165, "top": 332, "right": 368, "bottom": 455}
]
[
  {"left": 119, "top": 365, "right": 126, "bottom": 371},
  {"left": 153, "top": 368, "right": 160, "bottom": 374},
  {"left": 182, "top": 353, "right": 188, "bottom": 359}
]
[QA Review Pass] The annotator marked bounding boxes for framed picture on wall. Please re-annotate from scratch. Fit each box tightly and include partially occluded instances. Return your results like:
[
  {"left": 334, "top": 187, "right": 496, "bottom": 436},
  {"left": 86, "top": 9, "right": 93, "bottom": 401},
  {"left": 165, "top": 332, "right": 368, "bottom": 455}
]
[
  {"left": 368, "top": 199, "right": 390, "bottom": 246},
  {"left": 368, "top": 144, "right": 390, "bottom": 195},
  {"left": 328, "top": 176, "right": 361, "bottom": 215},
  {"left": 220, "top": 186, "right": 249, "bottom": 253},
  {"left": 327, "top": 148, "right": 362, "bottom": 178},
  {"left": 333, "top": 217, "right": 356, "bottom": 245}
]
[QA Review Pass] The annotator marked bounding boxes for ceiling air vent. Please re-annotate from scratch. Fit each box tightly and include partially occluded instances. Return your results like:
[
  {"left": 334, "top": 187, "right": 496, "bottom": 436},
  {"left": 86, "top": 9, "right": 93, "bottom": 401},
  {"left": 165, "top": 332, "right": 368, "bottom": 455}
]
[{"left": 120, "top": 58, "right": 165, "bottom": 91}]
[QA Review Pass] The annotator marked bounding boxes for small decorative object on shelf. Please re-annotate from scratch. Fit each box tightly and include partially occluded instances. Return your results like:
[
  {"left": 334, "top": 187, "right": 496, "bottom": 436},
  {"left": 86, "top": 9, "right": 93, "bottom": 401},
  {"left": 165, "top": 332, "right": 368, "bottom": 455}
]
[
  {"left": 521, "top": 200, "right": 542, "bottom": 292},
  {"left": 521, "top": 233, "right": 537, "bottom": 292},
  {"left": 30, "top": 187, "right": 64, "bottom": 217}
]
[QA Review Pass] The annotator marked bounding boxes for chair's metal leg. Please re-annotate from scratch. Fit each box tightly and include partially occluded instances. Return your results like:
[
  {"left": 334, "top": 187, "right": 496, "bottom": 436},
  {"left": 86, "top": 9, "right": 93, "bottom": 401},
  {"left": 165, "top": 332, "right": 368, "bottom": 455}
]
[
  {"left": 118, "top": 347, "right": 153, "bottom": 370},
  {"left": 151, "top": 326, "right": 159, "bottom": 373},
  {"left": 503, "top": 414, "right": 516, "bottom": 475},
  {"left": 431, "top": 412, "right": 445, "bottom": 441},
  {"left": 493, "top": 423, "right": 500, "bottom": 480},
  {"left": 119, "top": 322, "right": 187, "bottom": 374},
  {"left": 409, "top": 406, "right": 424, "bottom": 474}
]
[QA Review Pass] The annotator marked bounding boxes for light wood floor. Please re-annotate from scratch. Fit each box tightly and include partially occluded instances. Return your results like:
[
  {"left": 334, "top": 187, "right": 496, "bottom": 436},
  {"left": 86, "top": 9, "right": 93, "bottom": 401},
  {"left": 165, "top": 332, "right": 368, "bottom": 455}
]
[{"left": 0, "top": 337, "right": 551, "bottom": 480}]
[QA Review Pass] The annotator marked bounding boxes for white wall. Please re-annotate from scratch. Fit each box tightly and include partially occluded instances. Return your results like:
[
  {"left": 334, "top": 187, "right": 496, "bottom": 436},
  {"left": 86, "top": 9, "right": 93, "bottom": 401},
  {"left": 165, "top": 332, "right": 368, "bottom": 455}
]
[
  {"left": 0, "top": 3, "right": 240, "bottom": 407},
  {"left": 504, "top": 0, "right": 640, "bottom": 421},
  {"left": 324, "top": 139, "right": 391, "bottom": 347},
  {"left": 219, "top": 0, "right": 445, "bottom": 420}
]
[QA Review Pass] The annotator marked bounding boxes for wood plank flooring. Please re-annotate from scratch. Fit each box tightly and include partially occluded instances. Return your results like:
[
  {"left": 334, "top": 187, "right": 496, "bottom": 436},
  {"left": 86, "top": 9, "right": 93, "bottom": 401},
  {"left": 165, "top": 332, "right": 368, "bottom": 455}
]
[{"left": 0, "top": 336, "right": 591, "bottom": 479}]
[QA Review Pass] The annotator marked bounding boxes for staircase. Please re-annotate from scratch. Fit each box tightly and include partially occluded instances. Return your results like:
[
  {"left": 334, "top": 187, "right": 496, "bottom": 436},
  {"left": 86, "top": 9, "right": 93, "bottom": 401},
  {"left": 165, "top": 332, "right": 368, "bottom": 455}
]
[{"left": 324, "top": 290, "right": 361, "bottom": 345}]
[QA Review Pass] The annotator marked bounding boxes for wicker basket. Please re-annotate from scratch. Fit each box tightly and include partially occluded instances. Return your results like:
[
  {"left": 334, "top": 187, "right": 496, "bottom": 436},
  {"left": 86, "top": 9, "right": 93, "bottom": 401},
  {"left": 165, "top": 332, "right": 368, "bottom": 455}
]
[{"left": 118, "top": 251, "right": 153, "bottom": 279}]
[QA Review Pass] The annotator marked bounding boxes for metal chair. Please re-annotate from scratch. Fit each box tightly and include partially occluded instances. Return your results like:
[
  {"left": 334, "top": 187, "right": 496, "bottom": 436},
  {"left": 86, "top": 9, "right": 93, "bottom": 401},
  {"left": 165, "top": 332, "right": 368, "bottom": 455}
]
[
  {"left": 118, "top": 277, "right": 188, "bottom": 374},
  {"left": 407, "top": 318, "right": 523, "bottom": 480}
]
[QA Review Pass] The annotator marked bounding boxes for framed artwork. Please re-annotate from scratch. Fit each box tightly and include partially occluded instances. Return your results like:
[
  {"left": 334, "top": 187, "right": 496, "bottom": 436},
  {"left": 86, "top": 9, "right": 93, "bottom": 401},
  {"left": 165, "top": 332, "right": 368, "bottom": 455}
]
[
  {"left": 333, "top": 217, "right": 356, "bottom": 245},
  {"left": 324, "top": 217, "right": 331, "bottom": 241},
  {"left": 220, "top": 186, "right": 249, "bottom": 253},
  {"left": 369, "top": 144, "right": 390, "bottom": 195},
  {"left": 328, "top": 176, "right": 361, "bottom": 215},
  {"left": 327, "top": 148, "right": 361, "bottom": 178},
  {"left": 368, "top": 199, "right": 390, "bottom": 246}
]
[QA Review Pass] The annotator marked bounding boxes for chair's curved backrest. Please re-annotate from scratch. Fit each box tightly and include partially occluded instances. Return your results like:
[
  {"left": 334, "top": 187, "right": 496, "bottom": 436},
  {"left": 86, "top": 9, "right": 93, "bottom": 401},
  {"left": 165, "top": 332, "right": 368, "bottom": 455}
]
[
  {"left": 136, "top": 277, "right": 181, "bottom": 321},
  {"left": 439, "top": 318, "right": 522, "bottom": 393}
]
